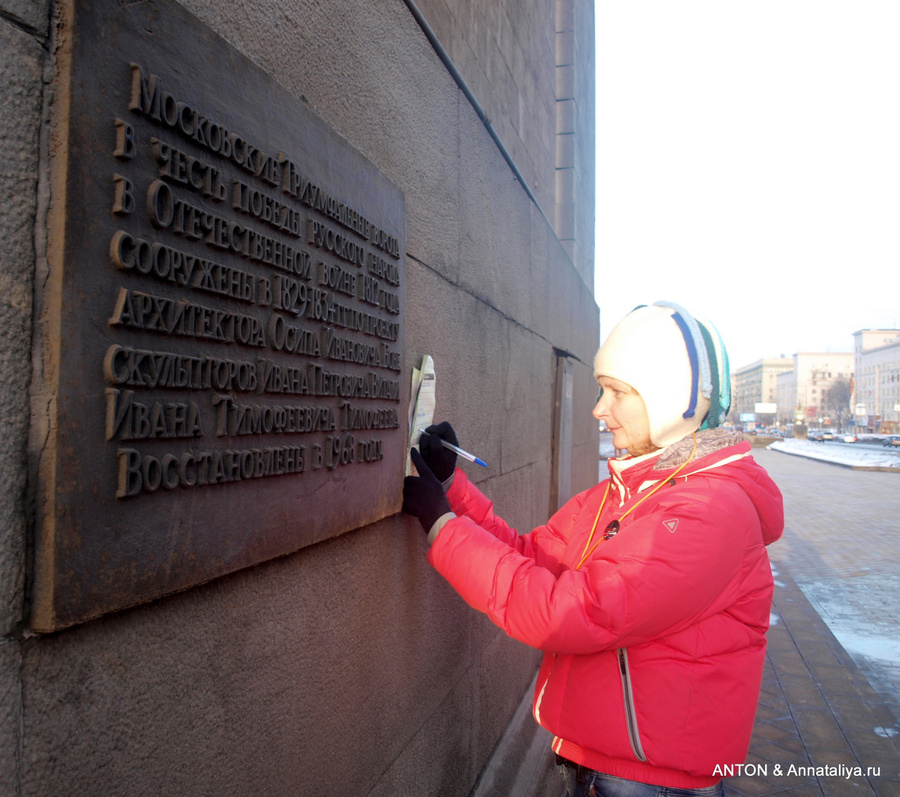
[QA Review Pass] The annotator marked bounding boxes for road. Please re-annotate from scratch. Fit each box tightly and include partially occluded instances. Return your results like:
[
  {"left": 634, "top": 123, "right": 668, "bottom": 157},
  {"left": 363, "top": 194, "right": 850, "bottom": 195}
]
[
  {"left": 815, "top": 440, "right": 899, "bottom": 453},
  {"left": 752, "top": 447, "right": 900, "bottom": 724}
]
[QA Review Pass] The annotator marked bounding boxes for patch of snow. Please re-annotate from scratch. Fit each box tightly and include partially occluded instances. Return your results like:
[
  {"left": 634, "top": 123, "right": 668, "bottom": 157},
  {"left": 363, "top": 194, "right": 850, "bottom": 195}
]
[{"left": 769, "top": 439, "right": 900, "bottom": 469}]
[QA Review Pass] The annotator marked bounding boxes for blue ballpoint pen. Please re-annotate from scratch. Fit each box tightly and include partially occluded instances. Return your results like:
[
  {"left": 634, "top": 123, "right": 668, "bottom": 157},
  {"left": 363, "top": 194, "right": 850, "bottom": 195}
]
[{"left": 440, "top": 439, "right": 488, "bottom": 468}]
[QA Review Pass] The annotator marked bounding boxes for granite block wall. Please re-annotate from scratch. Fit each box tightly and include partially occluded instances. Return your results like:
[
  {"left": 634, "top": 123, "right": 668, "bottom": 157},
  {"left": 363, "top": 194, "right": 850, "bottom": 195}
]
[{"left": 0, "top": 0, "right": 596, "bottom": 793}]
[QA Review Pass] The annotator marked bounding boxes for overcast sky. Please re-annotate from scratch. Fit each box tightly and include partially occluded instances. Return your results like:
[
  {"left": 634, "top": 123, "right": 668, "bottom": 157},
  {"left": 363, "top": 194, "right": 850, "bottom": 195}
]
[{"left": 594, "top": 2, "right": 900, "bottom": 369}]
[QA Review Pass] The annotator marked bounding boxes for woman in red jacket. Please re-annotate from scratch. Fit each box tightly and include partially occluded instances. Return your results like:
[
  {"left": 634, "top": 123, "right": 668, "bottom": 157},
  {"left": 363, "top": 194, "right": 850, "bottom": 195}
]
[{"left": 403, "top": 302, "right": 784, "bottom": 796}]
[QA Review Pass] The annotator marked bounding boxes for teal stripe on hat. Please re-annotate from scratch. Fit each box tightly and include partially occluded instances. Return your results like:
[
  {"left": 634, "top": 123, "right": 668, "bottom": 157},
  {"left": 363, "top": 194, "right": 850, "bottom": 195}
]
[
  {"left": 697, "top": 323, "right": 722, "bottom": 429},
  {"left": 694, "top": 313, "right": 731, "bottom": 425}
]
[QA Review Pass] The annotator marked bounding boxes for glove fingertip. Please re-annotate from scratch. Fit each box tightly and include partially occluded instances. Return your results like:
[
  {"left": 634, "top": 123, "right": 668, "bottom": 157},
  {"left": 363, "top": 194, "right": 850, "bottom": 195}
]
[
  {"left": 410, "top": 447, "right": 430, "bottom": 473},
  {"left": 419, "top": 432, "right": 440, "bottom": 456}
]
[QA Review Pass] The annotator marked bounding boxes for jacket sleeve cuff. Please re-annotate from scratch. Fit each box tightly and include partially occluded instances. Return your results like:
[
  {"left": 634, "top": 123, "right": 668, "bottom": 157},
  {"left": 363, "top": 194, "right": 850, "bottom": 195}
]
[
  {"left": 426, "top": 512, "right": 457, "bottom": 546},
  {"left": 445, "top": 467, "right": 469, "bottom": 507}
]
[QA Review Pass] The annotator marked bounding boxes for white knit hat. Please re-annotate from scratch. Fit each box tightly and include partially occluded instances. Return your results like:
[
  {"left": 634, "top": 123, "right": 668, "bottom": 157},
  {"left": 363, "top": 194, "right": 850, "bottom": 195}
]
[{"left": 594, "top": 302, "right": 730, "bottom": 448}]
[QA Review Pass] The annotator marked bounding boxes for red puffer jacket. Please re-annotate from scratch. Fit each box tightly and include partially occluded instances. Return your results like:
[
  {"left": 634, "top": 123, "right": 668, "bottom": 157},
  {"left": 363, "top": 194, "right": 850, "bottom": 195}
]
[{"left": 426, "top": 432, "right": 783, "bottom": 789}]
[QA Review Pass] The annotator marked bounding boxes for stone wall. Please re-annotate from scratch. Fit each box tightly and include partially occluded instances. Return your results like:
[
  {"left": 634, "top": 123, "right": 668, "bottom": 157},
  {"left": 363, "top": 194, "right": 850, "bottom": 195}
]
[{"left": 0, "top": 0, "right": 597, "bottom": 793}]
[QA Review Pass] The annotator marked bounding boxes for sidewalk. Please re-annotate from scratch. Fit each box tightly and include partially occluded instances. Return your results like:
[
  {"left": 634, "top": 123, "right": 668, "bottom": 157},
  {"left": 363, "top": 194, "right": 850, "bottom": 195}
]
[
  {"left": 724, "top": 446, "right": 900, "bottom": 797},
  {"left": 724, "top": 565, "right": 900, "bottom": 796}
]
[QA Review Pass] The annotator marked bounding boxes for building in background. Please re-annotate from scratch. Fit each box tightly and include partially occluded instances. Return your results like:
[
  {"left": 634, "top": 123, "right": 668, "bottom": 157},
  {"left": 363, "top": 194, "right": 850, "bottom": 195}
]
[
  {"left": 730, "top": 358, "right": 793, "bottom": 429},
  {"left": 853, "top": 329, "right": 900, "bottom": 433},
  {"left": 738, "top": 338, "right": 900, "bottom": 435},
  {"left": 774, "top": 353, "right": 854, "bottom": 430}
]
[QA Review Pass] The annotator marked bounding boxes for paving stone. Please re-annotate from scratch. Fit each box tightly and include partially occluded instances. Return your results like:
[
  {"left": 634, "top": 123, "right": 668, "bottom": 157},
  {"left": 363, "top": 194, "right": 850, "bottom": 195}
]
[{"left": 724, "top": 450, "right": 900, "bottom": 797}]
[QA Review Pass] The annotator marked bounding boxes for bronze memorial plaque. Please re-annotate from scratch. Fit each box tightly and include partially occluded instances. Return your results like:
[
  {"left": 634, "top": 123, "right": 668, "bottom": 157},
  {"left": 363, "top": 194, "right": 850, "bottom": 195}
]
[{"left": 32, "top": 0, "right": 406, "bottom": 630}]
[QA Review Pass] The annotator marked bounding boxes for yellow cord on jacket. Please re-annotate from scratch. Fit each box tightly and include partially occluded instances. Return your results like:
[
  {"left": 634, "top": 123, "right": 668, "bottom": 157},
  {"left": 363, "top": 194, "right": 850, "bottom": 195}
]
[{"left": 576, "top": 433, "right": 698, "bottom": 570}]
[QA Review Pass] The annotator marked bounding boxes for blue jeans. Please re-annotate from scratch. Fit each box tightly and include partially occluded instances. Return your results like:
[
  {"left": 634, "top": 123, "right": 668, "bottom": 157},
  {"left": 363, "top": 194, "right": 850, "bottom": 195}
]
[{"left": 559, "top": 764, "right": 725, "bottom": 797}]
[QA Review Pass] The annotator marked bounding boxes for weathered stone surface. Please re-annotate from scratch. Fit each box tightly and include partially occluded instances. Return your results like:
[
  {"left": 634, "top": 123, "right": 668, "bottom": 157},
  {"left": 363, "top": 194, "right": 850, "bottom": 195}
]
[
  {"left": 0, "top": 639, "right": 21, "bottom": 797},
  {"left": 10, "top": 0, "right": 598, "bottom": 795},
  {"left": 0, "top": 0, "right": 50, "bottom": 35},
  {"left": 0, "top": 13, "right": 44, "bottom": 635}
]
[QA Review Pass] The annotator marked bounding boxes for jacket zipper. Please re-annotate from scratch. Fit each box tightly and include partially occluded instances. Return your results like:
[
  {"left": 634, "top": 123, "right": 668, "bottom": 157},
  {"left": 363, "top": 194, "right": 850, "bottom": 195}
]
[
  {"left": 533, "top": 654, "right": 555, "bottom": 724},
  {"left": 617, "top": 648, "right": 646, "bottom": 762}
]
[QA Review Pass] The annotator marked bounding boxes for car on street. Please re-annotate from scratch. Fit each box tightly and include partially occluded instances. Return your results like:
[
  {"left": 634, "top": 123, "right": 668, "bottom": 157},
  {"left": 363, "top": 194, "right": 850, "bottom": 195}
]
[
  {"left": 840, "top": 434, "right": 857, "bottom": 443},
  {"left": 883, "top": 435, "right": 900, "bottom": 447},
  {"left": 808, "top": 430, "right": 824, "bottom": 441}
]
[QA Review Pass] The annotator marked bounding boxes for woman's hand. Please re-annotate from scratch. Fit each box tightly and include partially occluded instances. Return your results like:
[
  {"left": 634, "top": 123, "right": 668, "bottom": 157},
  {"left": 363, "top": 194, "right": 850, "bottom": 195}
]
[
  {"left": 402, "top": 449, "right": 452, "bottom": 534},
  {"left": 418, "top": 421, "right": 458, "bottom": 483}
]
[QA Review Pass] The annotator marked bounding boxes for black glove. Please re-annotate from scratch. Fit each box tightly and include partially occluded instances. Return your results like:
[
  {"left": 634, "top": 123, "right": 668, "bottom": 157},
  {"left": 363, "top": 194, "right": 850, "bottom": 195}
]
[
  {"left": 403, "top": 448, "right": 452, "bottom": 534},
  {"left": 418, "top": 421, "right": 458, "bottom": 483}
]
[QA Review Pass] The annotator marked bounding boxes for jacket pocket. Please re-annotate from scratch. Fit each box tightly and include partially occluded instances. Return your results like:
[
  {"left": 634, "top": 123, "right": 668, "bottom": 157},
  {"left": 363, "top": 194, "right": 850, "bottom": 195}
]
[{"left": 617, "top": 648, "right": 646, "bottom": 762}]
